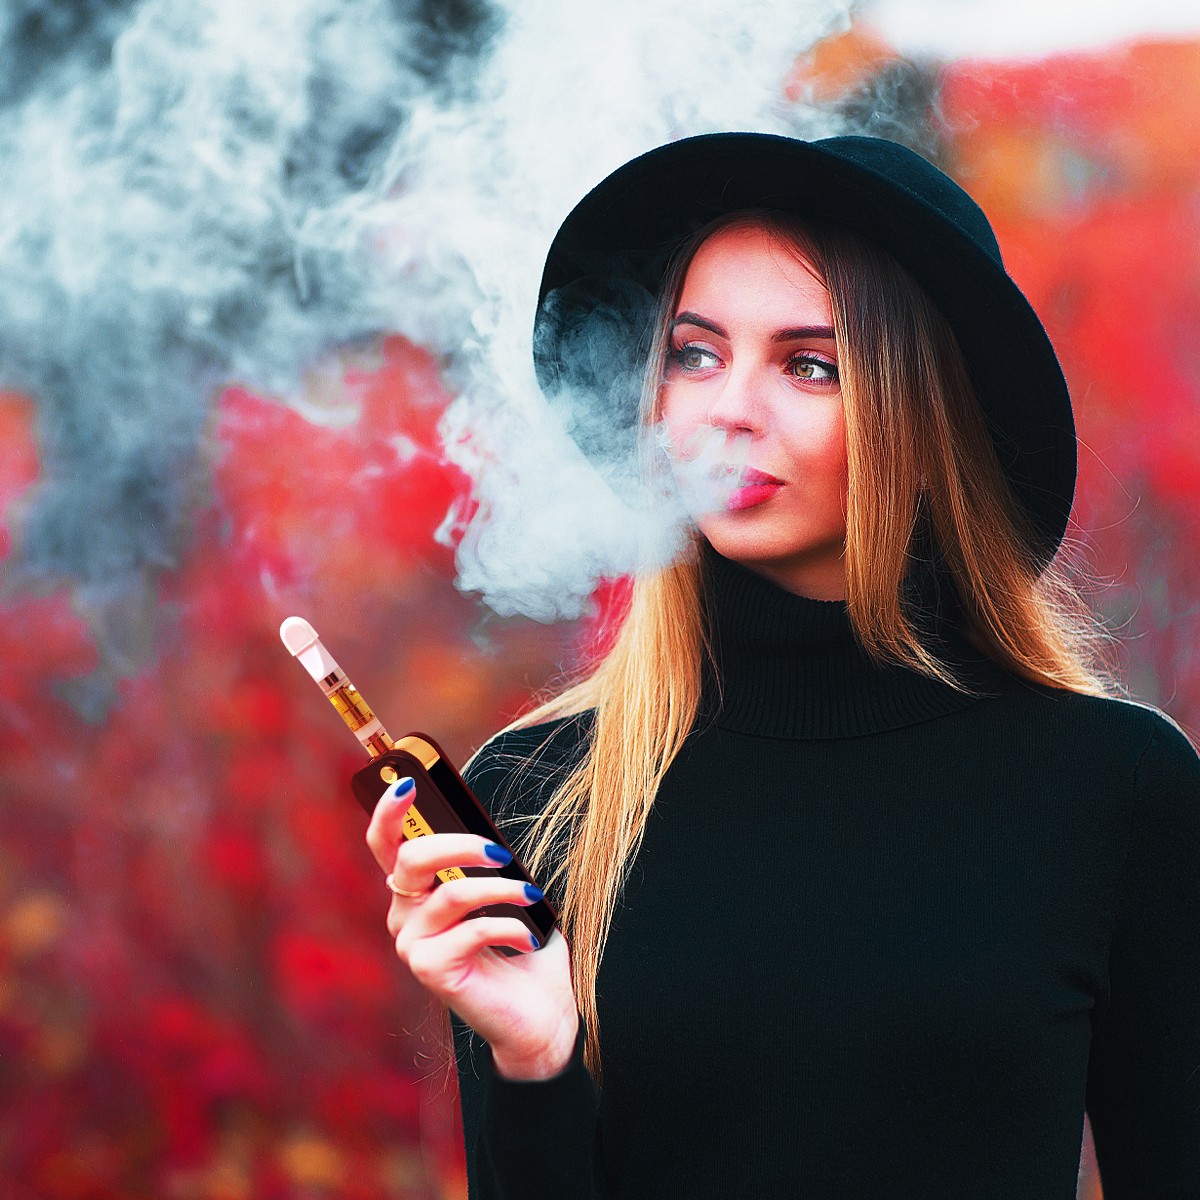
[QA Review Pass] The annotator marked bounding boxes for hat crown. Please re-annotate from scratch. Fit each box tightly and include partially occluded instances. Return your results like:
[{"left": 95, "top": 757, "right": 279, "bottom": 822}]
[
  {"left": 810, "top": 135, "right": 1004, "bottom": 266},
  {"left": 534, "top": 132, "right": 1076, "bottom": 566}
]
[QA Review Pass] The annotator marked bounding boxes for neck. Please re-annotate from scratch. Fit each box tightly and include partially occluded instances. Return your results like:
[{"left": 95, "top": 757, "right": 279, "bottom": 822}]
[
  {"left": 730, "top": 555, "right": 847, "bottom": 602},
  {"left": 698, "top": 544, "right": 1005, "bottom": 740}
]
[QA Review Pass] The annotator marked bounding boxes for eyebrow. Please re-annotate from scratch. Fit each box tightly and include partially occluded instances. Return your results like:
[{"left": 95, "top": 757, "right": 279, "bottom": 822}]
[{"left": 671, "top": 311, "right": 836, "bottom": 343}]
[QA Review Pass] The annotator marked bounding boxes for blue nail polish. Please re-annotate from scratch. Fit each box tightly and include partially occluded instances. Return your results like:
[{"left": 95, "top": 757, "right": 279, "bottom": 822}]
[
  {"left": 483, "top": 842, "right": 512, "bottom": 865},
  {"left": 392, "top": 777, "right": 415, "bottom": 798},
  {"left": 523, "top": 883, "right": 543, "bottom": 903},
  {"left": 529, "top": 934, "right": 540, "bottom": 950}
]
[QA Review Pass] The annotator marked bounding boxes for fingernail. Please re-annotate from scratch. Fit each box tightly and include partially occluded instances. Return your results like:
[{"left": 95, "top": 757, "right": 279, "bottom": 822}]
[
  {"left": 484, "top": 842, "right": 512, "bottom": 865},
  {"left": 523, "top": 883, "right": 543, "bottom": 902},
  {"left": 529, "top": 934, "right": 540, "bottom": 950},
  {"left": 391, "top": 777, "right": 415, "bottom": 799}
]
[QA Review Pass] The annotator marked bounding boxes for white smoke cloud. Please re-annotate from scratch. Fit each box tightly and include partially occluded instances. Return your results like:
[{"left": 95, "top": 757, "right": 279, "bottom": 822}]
[
  {"left": 861, "top": 0, "right": 1200, "bottom": 58},
  {"left": 0, "top": 0, "right": 487, "bottom": 691},
  {"left": 354, "top": 0, "right": 859, "bottom": 620},
  {"left": 0, "top": 0, "right": 901, "bottom": 667}
]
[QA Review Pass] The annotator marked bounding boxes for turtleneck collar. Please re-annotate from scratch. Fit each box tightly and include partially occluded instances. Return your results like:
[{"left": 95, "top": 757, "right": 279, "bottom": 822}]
[{"left": 698, "top": 544, "right": 1007, "bottom": 740}]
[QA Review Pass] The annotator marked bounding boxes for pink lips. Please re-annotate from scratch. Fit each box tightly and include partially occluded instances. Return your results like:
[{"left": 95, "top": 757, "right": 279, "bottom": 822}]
[{"left": 727, "top": 468, "right": 785, "bottom": 511}]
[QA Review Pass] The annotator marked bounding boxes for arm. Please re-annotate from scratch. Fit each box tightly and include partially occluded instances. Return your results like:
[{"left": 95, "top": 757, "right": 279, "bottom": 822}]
[
  {"left": 1085, "top": 715, "right": 1200, "bottom": 1197},
  {"left": 453, "top": 1010, "right": 604, "bottom": 1200},
  {"left": 452, "top": 721, "right": 606, "bottom": 1199}
]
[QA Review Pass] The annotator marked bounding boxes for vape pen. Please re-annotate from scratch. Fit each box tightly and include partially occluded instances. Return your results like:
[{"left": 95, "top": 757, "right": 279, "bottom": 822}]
[
  {"left": 279, "top": 616, "right": 396, "bottom": 757},
  {"left": 279, "top": 617, "right": 557, "bottom": 947}
]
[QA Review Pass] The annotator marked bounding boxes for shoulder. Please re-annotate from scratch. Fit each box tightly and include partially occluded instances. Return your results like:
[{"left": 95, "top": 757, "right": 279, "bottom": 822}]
[
  {"left": 1106, "top": 700, "right": 1200, "bottom": 796},
  {"left": 987, "top": 677, "right": 1198, "bottom": 765},
  {"left": 1076, "top": 701, "right": 1200, "bottom": 892},
  {"left": 1082, "top": 696, "right": 1200, "bottom": 797},
  {"left": 462, "top": 710, "right": 596, "bottom": 824},
  {"left": 979, "top": 685, "right": 1200, "bottom": 852}
]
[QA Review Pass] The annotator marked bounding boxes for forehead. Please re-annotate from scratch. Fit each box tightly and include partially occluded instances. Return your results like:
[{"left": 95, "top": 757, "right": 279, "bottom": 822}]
[{"left": 676, "top": 222, "right": 829, "bottom": 314}]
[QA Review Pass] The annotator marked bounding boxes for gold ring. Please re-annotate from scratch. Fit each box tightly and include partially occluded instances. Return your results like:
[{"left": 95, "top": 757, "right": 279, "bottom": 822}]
[{"left": 385, "top": 872, "right": 430, "bottom": 899}]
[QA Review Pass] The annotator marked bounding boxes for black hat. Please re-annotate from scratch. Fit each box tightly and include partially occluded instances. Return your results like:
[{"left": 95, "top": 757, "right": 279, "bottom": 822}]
[{"left": 534, "top": 132, "right": 1076, "bottom": 565}]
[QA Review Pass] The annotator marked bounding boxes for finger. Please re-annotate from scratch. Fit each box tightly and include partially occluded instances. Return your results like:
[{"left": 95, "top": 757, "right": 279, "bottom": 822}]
[
  {"left": 387, "top": 833, "right": 513, "bottom": 894},
  {"left": 386, "top": 895, "right": 412, "bottom": 939},
  {"left": 402, "top": 917, "right": 538, "bottom": 993},
  {"left": 396, "top": 877, "right": 541, "bottom": 947},
  {"left": 364, "top": 777, "right": 417, "bottom": 869}
]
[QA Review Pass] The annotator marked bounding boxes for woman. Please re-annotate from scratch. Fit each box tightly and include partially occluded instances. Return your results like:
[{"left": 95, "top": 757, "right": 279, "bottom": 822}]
[{"left": 366, "top": 134, "right": 1200, "bottom": 1198}]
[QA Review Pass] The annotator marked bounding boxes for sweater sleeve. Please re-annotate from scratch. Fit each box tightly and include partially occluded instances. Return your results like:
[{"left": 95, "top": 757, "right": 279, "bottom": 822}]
[
  {"left": 451, "top": 721, "right": 605, "bottom": 1199},
  {"left": 453, "top": 1011, "right": 604, "bottom": 1199},
  {"left": 1085, "top": 714, "right": 1200, "bottom": 1198}
]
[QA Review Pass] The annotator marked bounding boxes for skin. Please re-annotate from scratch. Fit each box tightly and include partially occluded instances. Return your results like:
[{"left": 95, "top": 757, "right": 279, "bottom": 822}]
[
  {"left": 366, "top": 778, "right": 579, "bottom": 1080},
  {"left": 659, "top": 221, "right": 848, "bottom": 600},
  {"left": 370, "top": 218, "right": 850, "bottom": 1082}
]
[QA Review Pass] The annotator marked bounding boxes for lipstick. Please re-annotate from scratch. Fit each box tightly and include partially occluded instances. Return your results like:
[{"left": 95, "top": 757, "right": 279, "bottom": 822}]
[{"left": 728, "top": 468, "right": 785, "bottom": 511}]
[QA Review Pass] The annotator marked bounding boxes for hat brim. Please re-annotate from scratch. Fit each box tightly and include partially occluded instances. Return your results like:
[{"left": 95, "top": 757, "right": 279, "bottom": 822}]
[{"left": 536, "top": 132, "right": 1076, "bottom": 565}]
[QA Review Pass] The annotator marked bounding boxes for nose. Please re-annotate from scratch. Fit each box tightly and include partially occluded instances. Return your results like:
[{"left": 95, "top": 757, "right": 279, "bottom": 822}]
[{"left": 705, "top": 361, "right": 767, "bottom": 435}]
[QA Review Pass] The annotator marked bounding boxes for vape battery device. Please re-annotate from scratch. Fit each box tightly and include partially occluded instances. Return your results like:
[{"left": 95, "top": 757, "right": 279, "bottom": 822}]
[{"left": 279, "top": 617, "right": 557, "bottom": 952}]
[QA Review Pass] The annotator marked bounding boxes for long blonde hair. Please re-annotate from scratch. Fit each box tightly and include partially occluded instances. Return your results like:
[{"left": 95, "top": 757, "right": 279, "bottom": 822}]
[{"left": 467, "top": 210, "right": 1121, "bottom": 1083}]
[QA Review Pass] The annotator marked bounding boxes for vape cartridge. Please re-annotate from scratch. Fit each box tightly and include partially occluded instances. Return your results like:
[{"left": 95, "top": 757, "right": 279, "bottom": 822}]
[
  {"left": 279, "top": 616, "right": 395, "bottom": 757},
  {"left": 279, "top": 616, "right": 468, "bottom": 886}
]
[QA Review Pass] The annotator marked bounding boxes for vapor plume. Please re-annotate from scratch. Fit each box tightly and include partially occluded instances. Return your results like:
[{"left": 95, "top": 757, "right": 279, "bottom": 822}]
[
  {"left": 0, "top": 0, "right": 938, "bottom": 675},
  {"left": 349, "top": 0, "right": 866, "bottom": 619},
  {"left": 0, "top": 0, "right": 492, "bottom": 673}
]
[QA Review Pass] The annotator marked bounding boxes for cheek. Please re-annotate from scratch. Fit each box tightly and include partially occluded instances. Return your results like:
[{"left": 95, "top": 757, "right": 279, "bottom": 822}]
[
  {"left": 787, "top": 404, "right": 847, "bottom": 479},
  {"left": 657, "top": 387, "right": 702, "bottom": 454}
]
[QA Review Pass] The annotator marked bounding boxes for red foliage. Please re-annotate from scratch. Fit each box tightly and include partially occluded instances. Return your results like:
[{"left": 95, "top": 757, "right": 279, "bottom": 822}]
[
  {"left": 572, "top": 573, "right": 634, "bottom": 668},
  {"left": 1, "top": 38, "right": 1199, "bottom": 1200}
]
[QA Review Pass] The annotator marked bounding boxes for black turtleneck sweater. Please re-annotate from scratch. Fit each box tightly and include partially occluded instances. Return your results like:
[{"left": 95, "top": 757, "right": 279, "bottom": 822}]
[{"left": 452, "top": 548, "right": 1200, "bottom": 1199}]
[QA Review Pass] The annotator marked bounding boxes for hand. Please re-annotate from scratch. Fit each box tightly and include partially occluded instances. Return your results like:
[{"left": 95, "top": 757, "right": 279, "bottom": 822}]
[{"left": 365, "top": 777, "right": 580, "bottom": 1080}]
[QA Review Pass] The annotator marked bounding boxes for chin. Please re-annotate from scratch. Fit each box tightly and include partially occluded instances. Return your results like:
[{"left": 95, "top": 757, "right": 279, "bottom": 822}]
[
  {"left": 698, "top": 522, "right": 846, "bottom": 591},
  {"left": 699, "top": 520, "right": 804, "bottom": 565}
]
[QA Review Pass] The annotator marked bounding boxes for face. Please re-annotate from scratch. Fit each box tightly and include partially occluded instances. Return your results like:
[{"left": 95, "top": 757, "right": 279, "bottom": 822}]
[{"left": 658, "top": 221, "right": 848, "bottom": 600}]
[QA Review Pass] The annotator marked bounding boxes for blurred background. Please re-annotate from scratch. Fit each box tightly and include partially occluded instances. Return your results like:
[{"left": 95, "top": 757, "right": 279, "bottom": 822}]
[{"left": 1, "top": 1, "right": 1198, "bottom": 1197}]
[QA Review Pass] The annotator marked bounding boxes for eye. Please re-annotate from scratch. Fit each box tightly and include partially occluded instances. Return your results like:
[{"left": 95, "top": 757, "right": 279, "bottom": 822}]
[
  {"left": 785, "top": 353, "right": 839, "bottom": 385},
  {"left": 667, "top": 343, "right": 721, "bottom": 373}
]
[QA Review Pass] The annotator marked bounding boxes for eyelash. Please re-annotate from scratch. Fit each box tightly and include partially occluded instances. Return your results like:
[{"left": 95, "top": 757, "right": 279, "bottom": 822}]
[
  {"left": 666, "top": 343, "right": 839, "bottom": 385},
  {"left": 785, "top": 353, "right": 839, "bottom": 384}
]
